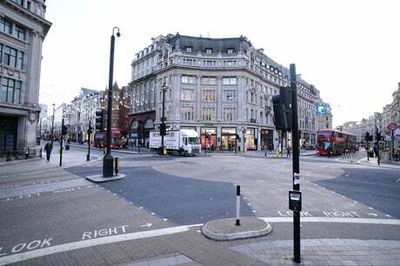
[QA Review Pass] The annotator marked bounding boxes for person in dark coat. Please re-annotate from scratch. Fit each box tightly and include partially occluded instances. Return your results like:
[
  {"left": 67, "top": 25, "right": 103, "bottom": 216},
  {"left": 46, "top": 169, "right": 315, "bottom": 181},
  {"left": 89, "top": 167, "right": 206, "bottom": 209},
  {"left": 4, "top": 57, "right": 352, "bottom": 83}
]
[{"left": 44, "top": 140, "right": 53, "bottom": 161}]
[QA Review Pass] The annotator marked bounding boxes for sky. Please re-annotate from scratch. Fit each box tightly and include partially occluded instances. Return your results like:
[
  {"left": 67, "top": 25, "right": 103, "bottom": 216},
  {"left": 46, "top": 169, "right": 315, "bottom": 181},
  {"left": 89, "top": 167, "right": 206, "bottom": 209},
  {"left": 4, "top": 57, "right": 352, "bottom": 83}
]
[{"left": 39, "top": 0, "right": 400, "bottom": 127}]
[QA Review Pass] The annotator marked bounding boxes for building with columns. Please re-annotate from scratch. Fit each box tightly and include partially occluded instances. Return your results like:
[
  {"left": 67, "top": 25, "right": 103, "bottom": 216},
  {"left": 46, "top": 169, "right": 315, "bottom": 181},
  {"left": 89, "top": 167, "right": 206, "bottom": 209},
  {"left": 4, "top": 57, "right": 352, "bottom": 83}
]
[
  {"left": 129, "top": 34, "right": 329, "bottom": 151},
  {"left": 0, "top": 0, "right": 51, "bottom": 153}
]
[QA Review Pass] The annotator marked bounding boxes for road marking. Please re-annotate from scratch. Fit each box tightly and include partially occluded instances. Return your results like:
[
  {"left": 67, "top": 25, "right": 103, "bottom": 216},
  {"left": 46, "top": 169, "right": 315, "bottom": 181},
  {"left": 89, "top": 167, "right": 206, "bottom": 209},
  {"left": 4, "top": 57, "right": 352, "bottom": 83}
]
[
  {"left": 260, "top": 217, "right": 400, "bottom": 225},
  {"left": 368, "top": 213, "right": 378, "bottom": 217},
  {"left": 0, "top": 226, "right": 190, "bottom": 266},
  {"left": 1, "top": 217, "right": 399, "bottom": 265},
  {"left": 140, "top": 222, "right": 152, "bottom": 228}
]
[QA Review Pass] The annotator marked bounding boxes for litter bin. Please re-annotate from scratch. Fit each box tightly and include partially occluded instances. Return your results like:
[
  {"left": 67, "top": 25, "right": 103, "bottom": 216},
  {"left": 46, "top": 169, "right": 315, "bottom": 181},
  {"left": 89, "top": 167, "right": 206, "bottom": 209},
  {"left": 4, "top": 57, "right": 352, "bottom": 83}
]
[{"left": 65, "top": 144, "right": 70, "bottom": 150}]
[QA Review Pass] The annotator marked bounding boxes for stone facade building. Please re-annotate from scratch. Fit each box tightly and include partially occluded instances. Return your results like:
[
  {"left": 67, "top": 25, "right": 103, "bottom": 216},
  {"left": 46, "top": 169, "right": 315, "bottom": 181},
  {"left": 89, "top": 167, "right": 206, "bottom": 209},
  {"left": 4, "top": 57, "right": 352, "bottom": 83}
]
[
  {"left": 129, "top": 34, "right": 329, "bottom": 151},
  {"left": 0, "top": 0, "right": 51, "bottom": 153}
]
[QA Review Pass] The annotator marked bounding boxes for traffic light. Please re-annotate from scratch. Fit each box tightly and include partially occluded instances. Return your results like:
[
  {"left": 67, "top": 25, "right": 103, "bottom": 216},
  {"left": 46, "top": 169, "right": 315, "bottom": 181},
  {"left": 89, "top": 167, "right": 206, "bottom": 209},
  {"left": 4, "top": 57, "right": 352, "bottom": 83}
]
[
  {"left": 95, "top": 110, "right": 104, "bottom": 130},
  {"left": 377, "top": 132, "right": 382, "bottom": 141},
  {"left": 62, "top": 125, "right": 68, "bottom": 136},
  {"left": 365, "top": 132, "right": 373, "bottom": 141},
  {"left": 87, "top": 124, "right": 93, "bottom": 135},
  {"left": 272, "top": 86, "right": 292, "bottom": 131}
]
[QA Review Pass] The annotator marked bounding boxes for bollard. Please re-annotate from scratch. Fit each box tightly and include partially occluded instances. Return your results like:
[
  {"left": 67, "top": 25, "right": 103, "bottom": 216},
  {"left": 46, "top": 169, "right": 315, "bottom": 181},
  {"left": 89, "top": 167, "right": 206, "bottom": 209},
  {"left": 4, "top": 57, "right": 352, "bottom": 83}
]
[
  {"left": 24, "top": 147, "right": 29, "bottom": 159},
  {"left": 6, "top": 151, "right": 11, "bottom": 161},
  {"left": 115, "top": 157, "right": 119, "bottom": 175},
  {"left": 40, "top": 148, "right": 42, "bottom": 158},
  {"left": 236, "top": 185, "right": 241, "bottom": 226}
]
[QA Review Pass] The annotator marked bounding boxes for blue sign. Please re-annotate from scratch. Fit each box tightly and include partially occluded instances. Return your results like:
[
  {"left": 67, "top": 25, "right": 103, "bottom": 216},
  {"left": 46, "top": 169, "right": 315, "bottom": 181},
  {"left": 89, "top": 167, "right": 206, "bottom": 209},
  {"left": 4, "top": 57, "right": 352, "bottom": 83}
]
[{"left": 316, "top": 104, "right": 329, "bottom": 114}]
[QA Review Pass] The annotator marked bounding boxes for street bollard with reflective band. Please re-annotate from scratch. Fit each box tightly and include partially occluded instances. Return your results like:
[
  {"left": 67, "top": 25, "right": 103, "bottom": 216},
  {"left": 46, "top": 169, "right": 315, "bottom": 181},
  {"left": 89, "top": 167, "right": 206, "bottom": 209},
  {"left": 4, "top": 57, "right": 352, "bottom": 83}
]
[
  {"left": 236, "top": 185, "right": 241, "bottom": 226},
  {"left": 115, "top": 157, "right": 119, "bottom": 175},
  {"left": 24, "top": 147, "right": 29, "bottom": 159}
]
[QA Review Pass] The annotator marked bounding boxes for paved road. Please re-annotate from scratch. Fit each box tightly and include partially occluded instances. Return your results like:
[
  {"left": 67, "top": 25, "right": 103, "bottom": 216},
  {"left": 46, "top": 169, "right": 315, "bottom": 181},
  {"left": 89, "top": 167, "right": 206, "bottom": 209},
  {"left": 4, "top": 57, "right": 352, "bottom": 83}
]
[{"left": 0, "top": 147, "right": 399, "bottom": 265}]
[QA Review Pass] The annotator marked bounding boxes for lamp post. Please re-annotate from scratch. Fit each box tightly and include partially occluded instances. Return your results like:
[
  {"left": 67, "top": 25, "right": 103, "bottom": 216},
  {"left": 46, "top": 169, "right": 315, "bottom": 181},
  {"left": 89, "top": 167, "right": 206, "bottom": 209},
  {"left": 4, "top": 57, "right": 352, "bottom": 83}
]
[
  {"left": 160, "top": 82, "right": 167, "bottom": 155},
  {"left": 103, "top": 26, "right": 120, "bottom": 177},
  {"left": 51, "top": 103, "right": 55, "bottom": 145}
]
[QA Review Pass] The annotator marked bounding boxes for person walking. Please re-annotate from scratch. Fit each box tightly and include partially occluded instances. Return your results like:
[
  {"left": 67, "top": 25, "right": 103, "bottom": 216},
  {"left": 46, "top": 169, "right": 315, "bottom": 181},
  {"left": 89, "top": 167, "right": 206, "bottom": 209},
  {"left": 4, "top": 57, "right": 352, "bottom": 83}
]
[
  {"left": 287, "top": 145, "right": 292, "bottom": 157},
  {"left": 44, "top": 140, "right": 53, "bottom": 162}
]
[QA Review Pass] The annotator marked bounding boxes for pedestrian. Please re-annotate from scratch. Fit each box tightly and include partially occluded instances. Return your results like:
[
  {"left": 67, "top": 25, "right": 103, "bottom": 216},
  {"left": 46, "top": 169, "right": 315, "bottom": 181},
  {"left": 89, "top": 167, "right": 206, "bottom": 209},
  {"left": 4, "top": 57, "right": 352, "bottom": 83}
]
[
  {"left": 44, "top": 140, "right": 52, "bottom": 161},
  {"left": 287, "top": 145, "right": 291, "bottom": 157}
]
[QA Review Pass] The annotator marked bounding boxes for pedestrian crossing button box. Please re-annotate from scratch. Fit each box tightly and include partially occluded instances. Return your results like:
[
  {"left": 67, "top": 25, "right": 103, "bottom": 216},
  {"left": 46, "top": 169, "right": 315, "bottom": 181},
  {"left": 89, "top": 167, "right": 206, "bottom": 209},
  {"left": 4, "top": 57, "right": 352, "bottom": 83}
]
[{"left": 289, "top": 191, "right": 302, "bottom": 211}]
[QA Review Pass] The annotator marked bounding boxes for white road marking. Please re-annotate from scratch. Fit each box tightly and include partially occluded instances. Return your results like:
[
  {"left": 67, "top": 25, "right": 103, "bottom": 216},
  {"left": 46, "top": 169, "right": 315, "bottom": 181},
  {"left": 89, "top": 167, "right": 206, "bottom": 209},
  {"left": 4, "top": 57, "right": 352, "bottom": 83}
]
[
  {"left": 140, "top": 222, "right": 152, "bottom": 228},
  {"left": 0, "top": 226, "right": 190, "bottom": 266},
  {"left": 260, "top": 217, "right": 400, "bottom": 225},
  {"left": 1, "top": 217, "right": 399, "bottom": 265}
]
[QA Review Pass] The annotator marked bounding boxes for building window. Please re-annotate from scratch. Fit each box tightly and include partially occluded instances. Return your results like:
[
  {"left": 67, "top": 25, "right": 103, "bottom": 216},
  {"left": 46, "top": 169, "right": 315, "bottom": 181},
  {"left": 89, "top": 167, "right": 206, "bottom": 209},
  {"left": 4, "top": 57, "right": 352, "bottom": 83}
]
[
  {"left": 205, "top": 48, "right": 213, "bottom": 54},
  {"left": 0, "top": 17, "right": 12, "bottom": 35},
  {"left": 223, "top": 90, "right": 236, "bottom": 102},
  {"left": 12, "top": 0, "right": 25, "bottom": 6},
  {"left": 183, "top": 58, "right": 196, "bottom": 65},
  {"left": 1, "top": 77, "right": 21, "bottom": 104},
  {"left": 17, "top": 51, "right": 24, "bottom": 69},
  {"left": 181, "top": 75, "right": 196, "bottom": 84},
  {"left": 202, "top": 76, "right": 217, "bottom": 85},
  {"left": 224, "top": 60, "right": 236, "bottom": 67},
  {"left": 181, "top": 89, "right": 194, "bottom": 101},
  {"left": 181, "top": 106, "right": 195, "bottom": 121},
  {"left": 222, "top": 77, "right": 237, "bottom": 85},
  {"left": 14, "top": 24, "right": 26, "bottom": 40},
  {"left": 223, "top": 107, "right": 236, "bottom": 121},
  {"left": 202, "top": 107, "right": 216, "bottom": 121},
  {"left": 227, "top": 48, "right": 234, "bottom": 54},
  {"left": 3, "top": 46, "right": 17, "bottom": 68},
  {"left": 202, "top": 90, "right": 216, "bottom": 102},
  {"left": 0, "top": 44, "right": 2, "bottom": 63},
  {"left": 185, "top": 46, "right": 193, "bottom": 52},
  {"left": 204, "top": 60, "right": 216, "bottom": 67}
]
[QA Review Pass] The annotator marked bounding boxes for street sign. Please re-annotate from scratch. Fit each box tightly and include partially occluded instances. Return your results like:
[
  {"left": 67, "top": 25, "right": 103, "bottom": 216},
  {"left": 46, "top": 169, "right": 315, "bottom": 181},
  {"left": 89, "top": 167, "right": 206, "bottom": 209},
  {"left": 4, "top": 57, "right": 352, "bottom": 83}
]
[{"left": 387, "top": 122, "right": 398, "bottom": 131}]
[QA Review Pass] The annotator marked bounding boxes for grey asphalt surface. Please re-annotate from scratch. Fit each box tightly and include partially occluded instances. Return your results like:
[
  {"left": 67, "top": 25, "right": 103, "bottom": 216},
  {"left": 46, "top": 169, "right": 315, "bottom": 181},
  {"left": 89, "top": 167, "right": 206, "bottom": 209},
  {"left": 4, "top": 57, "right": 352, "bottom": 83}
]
[{"left": 0, "top": 146, "right": 399, "bottom": 265}]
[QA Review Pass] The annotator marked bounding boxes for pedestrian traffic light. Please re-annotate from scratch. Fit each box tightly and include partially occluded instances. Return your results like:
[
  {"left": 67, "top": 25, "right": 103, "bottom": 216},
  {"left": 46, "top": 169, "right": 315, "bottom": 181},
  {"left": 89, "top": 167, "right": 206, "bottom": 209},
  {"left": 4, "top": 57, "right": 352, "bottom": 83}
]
[
  {"left": 365, "top": 132, "right": 370, "bottom": 141},
  {"left": 365, "top": 132, "right": 373, "bottom": 141},
  {"left": 62, "top": 125, "right": 68, "bottom": 136},
  {"left": 272, "top": 86, "right": 292, "bottom": 131},
  {"left": 377, "top": 132, "right": 382, "bottom": 141},
  {"left": 95, "top": 110, "right": 104, "bottom": 130}
]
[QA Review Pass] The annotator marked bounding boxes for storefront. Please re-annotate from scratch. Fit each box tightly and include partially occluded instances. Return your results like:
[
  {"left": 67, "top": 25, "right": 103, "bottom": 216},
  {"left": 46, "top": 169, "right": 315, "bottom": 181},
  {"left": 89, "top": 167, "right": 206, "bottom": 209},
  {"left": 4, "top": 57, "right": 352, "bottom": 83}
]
[
  {"left": 200, "top": 127, "right": 217, "bottom": 150},
  {"left": 246, "top": 128, "right": 257, "bottom": 150},
  {"left": 260, "top": 129, "right": 274, "bottom": 150},
  {"left": 0, "top": 116, "right": 18, "bottom": 152},
  {"left": 221, "top": 127, "right": 237, "bottom": 151},
  {"left": 129, "top": 111, "right": 155, "bottom": 146}
]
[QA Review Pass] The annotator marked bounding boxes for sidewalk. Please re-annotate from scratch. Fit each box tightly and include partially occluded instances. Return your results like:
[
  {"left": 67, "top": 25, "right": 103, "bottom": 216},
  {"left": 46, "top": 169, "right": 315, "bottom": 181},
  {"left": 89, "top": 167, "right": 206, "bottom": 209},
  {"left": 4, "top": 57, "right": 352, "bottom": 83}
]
[
  {"left": 358, "top": 156, "right": 400, "bottom": 169},
  {"left": 2, "top": 224, "right": 399, "bottom": 265}
]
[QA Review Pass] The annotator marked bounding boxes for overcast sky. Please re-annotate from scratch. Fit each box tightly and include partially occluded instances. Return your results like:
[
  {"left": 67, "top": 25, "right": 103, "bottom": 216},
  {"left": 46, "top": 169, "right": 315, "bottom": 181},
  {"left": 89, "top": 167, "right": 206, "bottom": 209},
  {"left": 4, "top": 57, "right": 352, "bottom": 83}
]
[{"left": 39, "top": 0, "right": 400, "bottom": 127}]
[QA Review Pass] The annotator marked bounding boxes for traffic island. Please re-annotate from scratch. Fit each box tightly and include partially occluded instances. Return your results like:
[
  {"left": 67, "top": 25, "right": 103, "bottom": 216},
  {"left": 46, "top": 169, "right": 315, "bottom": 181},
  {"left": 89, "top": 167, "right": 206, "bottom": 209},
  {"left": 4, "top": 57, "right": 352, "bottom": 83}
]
[
  {"left": 85, "top": 174, "right": 125, "bottom": 183},
  {"left": 202, "top": 217, "right": 272, "bottom": 241}
]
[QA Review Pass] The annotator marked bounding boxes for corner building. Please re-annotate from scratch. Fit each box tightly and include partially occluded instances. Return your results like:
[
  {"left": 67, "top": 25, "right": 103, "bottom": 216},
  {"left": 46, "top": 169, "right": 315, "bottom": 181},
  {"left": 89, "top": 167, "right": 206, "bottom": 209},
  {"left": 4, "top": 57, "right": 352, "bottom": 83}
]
[
  {"left": 0, "top": 0, "right": 51, "bottom": 153},
  {"left": 130, "top": 34, "right": 321, "bottom": 151}
]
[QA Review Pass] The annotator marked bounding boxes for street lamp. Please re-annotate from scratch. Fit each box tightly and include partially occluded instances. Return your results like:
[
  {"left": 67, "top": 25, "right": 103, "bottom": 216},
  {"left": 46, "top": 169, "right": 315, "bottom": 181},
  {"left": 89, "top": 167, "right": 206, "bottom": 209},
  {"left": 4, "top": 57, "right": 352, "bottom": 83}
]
[
  {"left": 51, "top": 103, "right": 55, "bottom": 145},
  {"left": 160, "top": 82, "right": 167, "bottom": 155},
  {"left": 103, "top": 26, "right": 120, "bottom": 177}
]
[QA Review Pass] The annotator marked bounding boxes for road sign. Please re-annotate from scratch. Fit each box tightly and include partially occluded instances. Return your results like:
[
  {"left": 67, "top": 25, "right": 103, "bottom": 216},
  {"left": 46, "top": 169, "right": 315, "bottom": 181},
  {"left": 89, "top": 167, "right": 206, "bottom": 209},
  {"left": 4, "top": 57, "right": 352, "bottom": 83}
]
[{"left": 387, "top": 122, "right": 398, "bottom": 131}]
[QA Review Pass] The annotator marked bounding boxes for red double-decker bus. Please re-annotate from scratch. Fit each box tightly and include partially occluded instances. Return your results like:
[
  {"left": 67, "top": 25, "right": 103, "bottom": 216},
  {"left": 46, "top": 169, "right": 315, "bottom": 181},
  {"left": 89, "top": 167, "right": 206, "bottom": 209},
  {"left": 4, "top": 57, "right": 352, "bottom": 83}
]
[
  {"left": 316, "top": 129, "right": 357, "bottom": 156},
  {"left": 94, "top": 128, "right": 122, "bottom": 149}
]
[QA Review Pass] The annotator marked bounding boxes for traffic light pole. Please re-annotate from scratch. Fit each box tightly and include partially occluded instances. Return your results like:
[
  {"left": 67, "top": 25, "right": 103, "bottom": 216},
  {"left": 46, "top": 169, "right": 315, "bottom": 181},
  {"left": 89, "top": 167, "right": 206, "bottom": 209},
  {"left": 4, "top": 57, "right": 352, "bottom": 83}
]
[
  {"left": 375, "top": 126, "right": 380, "bottom": 166},
  {"left": 87, "top": 120, "right": 92, "bottom": 161},
  {"left": 290, "top": 64, "right": 301, "bottom": 263},
  {"left": 160, "top": 83, "right": 167, "bottom": 155},
  {"left": 103, "top": 28, "right": 119, "bottom": 177},
  {"left": 59, "top": 118, "right": 64, "bottom": 167}
]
